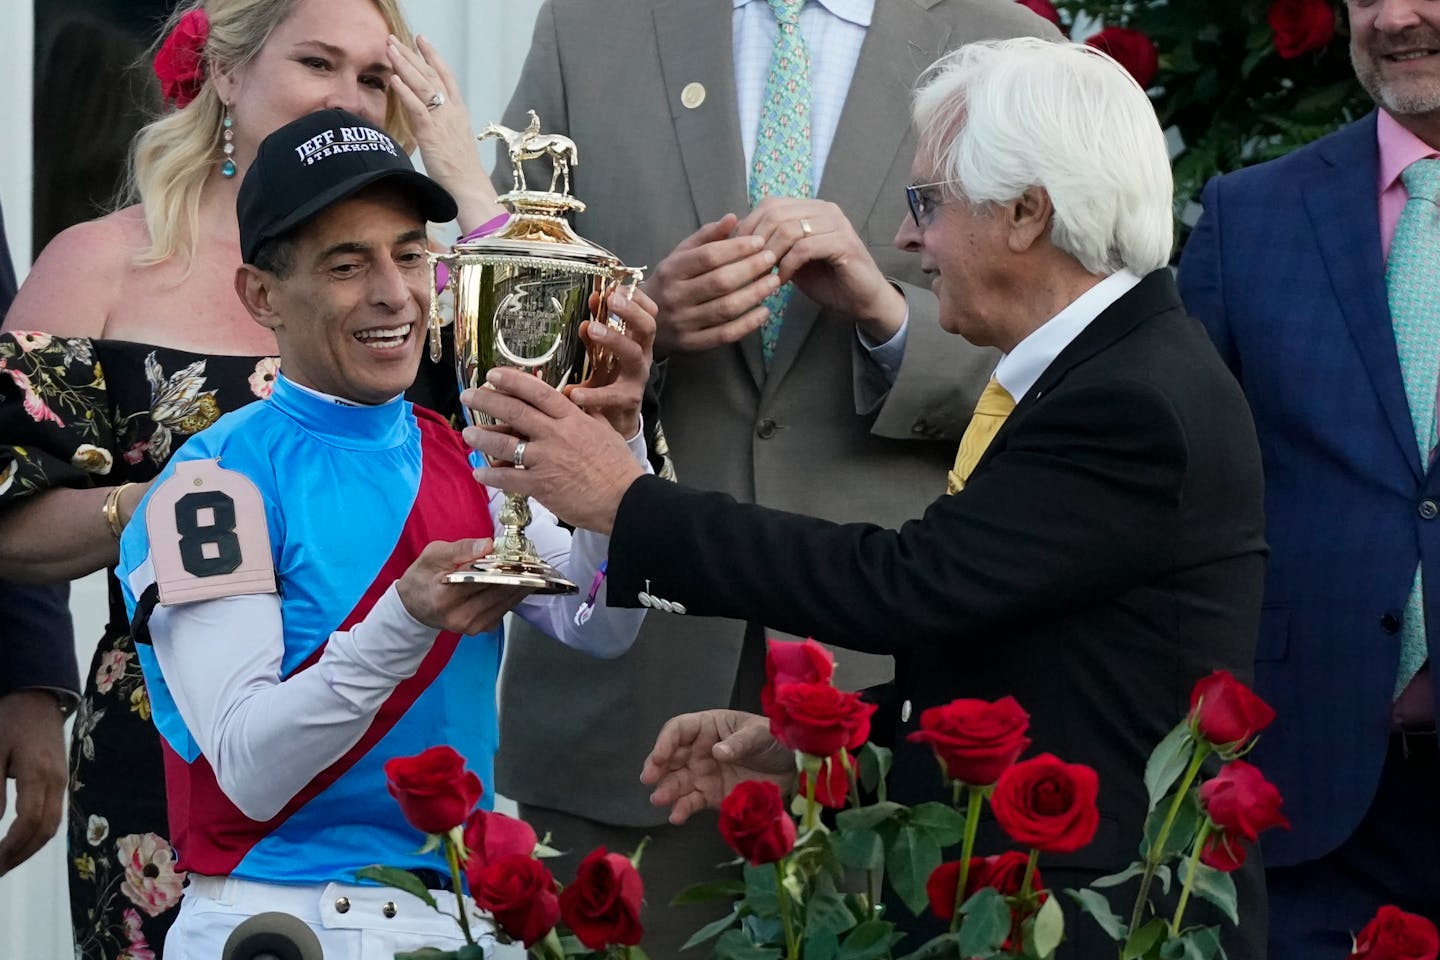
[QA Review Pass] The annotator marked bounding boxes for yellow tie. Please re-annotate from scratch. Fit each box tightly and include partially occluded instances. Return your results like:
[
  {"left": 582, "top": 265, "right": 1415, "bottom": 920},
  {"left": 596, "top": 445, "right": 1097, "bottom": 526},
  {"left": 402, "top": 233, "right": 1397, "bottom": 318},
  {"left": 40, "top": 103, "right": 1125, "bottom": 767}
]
[{"left": 947, "top": 378, "right": 1015, "bottom": 494}]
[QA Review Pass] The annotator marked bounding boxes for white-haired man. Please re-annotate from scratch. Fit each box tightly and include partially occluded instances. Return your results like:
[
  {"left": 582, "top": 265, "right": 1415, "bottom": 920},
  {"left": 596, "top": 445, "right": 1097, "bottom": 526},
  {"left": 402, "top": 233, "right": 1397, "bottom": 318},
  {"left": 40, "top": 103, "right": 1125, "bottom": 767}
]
[{"left": 464, "top": 38, "right": 1267, "bottom": 955}]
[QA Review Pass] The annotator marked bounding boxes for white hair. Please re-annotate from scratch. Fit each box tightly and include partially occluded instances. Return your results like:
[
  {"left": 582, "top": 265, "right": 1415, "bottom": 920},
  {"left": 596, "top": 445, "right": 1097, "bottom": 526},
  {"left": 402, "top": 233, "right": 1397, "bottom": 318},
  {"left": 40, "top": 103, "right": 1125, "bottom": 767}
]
[{"left": 912, "top": 37, "right": 1173, "bottom": 275}]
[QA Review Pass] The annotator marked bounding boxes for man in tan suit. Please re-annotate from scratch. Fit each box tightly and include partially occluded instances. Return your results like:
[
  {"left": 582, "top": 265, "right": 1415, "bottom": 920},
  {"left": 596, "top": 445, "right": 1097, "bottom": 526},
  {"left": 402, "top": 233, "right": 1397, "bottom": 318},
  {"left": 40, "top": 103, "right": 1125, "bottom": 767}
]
[{"left": 491, "top": 1, "right": 1058, "bottom": 951}]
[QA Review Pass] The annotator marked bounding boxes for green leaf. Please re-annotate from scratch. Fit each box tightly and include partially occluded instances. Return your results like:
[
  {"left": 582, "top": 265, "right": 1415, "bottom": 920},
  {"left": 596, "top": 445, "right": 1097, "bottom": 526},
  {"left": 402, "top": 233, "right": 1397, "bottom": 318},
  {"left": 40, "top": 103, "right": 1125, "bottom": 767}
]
[
  {"left": 1178, "top": 860, "right": 1239, "bottom": 925},
  {"left": 456, "top": 947, "right": 487, "bottom": 960},
  {"left": 881, "top": 822, "right": 943, "bottom": 917},
  {"left": 533, "top": 841, "right": 562, "bottom": 859},
  {"left": 1143, "top": 721, "right": 1194, "bottom": 812},
  {"left": 955, "top": 887, "right": 1010, "bottom": 959},
  {"left": 394, "top": 950, "right": 456, "bottom": 960},
  {"left": 907, "top": 803, "right": 967, "bottom": 847},
  {"left": 1160, "top": 925, "right": 1222, "bottom": 960},
  {"left": 1065, "top": 888, "right": 1127, "bottom": 941},
  {"left": 743, "top": 912, "right": 786, "bottom": 946},
  {"left": 805, "top": 931, "right": 841, "bottom": 960},
  {"left": 838, "top": 802, "right": 905, "bottom": 833},
  {"left": 1122, "top": 918, "right": 1168, "bottom": 960},
  {"left": 832, "top": 826, "right": 885, "bottom": 871},
  {"left": 1031, "top": 894, "right": 1065, "bottom": 958},
  {"left": 352, "top": 865, "right": 438, "bottom": 909},
  {"left": 714, "top": 929, "right": 784, "bottom": 960},
  {"left": 630, "top": 947, "right": 654, "bottom": 960},
  {"left": 837, "top": 920, "right": 903, "bottom": 960},
  {"left": 806, "top": 889, "right": 860, "bottom": 939},
  {"left": 672, "top": 878, "right": 748, "bottom": 906},
  {"left": 1142, "top": 790, "right": 1202, "bottom": 863},
  {"left": 681, "top": 907, "right": 742, "bottom": 951},
  {"left": 1091, "top": 862, "right": 1146, "bottom": 890},
  {"left": 742, "top": 863, "right": 780, "bottom": 917},
  {"left": 858, "top": 743, "right": 893, "bottom": 797},
  {"left": 894, "top": 932, "right": 963, "bottom": 960}
]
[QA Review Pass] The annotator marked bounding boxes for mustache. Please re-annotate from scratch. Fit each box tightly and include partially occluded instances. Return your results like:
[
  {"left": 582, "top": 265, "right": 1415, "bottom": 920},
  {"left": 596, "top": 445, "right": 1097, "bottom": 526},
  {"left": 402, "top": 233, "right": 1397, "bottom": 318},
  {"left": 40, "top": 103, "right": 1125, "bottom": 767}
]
[{"left": 1367, "top": 28, "right": 1440, "bottom": 55}]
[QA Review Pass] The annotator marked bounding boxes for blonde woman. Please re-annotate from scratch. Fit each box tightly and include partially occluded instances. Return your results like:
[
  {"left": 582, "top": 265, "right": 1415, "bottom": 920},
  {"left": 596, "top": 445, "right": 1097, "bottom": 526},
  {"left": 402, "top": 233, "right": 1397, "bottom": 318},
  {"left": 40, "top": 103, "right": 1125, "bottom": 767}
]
[{"left": 0, "top": 0, "right": 501, "bottom": 954}]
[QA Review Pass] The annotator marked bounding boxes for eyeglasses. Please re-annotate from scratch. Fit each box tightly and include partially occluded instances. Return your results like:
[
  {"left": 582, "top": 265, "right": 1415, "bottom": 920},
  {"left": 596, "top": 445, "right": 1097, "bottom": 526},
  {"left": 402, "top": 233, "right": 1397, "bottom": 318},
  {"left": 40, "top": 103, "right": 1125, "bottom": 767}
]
[{"left": 905, "top": 180, "right": 958, "bottom": 226}]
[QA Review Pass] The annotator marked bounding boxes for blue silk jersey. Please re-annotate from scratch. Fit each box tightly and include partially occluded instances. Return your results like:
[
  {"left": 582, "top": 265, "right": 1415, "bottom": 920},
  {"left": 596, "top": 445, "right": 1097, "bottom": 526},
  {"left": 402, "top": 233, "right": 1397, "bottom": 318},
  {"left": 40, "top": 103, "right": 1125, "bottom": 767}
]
[{"left": 119, "top": 375, "right": 500, "bottom": 883}]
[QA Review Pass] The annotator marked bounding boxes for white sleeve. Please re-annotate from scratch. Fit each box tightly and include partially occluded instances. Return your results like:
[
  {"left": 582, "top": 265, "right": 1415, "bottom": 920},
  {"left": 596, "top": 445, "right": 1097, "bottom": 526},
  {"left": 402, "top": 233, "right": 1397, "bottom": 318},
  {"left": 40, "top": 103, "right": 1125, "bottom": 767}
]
[
  {"left": 147, "top": 581, "right": 438, "bottom": 822},
  {"left": 500, "top": 421, "right": 651, "bottom": 658}
]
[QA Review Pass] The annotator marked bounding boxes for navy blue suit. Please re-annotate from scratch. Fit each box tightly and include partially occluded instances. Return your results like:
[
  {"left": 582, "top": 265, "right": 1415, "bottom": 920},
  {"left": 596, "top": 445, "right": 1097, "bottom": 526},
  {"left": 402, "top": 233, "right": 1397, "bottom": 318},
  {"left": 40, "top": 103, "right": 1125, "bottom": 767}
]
[
  {"left": 1178, "top": 111, "right": 1440, "bottom": 950},
  {"left": 0, "top": 200, "right": 80, "bottom": 701}
]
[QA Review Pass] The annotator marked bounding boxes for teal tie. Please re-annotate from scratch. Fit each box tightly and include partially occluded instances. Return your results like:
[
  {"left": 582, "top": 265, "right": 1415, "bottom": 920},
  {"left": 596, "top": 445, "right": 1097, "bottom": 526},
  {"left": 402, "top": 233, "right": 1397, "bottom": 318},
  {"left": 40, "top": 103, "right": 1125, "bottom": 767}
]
[
  {"left": 1388, "top": 157, "right": 1440, "bottom": 695},
  {"left": 749, "top": 0, "right": 812, "bottom": 367}
]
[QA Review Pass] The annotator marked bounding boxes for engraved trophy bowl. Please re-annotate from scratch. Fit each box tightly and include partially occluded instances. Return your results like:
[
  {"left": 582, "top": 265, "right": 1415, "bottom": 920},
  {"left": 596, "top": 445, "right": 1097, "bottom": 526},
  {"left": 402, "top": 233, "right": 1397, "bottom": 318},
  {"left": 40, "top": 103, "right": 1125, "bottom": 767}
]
[{"left": 429, "top": 112, "right": 642, "bottom": 594}]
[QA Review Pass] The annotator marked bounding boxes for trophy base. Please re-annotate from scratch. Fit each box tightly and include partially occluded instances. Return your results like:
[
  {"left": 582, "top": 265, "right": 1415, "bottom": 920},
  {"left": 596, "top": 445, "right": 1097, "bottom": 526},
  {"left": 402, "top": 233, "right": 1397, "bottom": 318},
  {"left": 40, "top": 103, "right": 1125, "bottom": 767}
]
[{"left": 445, "top": 557, "right": 577, "bottom": 594}]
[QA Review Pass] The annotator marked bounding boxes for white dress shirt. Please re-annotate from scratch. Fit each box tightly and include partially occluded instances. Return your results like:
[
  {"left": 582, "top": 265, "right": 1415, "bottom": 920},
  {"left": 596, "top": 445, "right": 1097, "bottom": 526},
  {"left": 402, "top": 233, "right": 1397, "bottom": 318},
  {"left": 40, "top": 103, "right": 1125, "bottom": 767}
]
[{"left": 993, "top": 269, "right": 1143, "bottom": 402}]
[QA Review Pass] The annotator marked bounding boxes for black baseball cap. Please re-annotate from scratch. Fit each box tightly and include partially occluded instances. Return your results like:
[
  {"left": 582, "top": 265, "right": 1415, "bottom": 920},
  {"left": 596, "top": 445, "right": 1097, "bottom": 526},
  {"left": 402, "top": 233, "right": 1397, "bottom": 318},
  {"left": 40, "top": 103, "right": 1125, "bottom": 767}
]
[{"left": 237, "top": 109, "right": 458, "bottom": 264}]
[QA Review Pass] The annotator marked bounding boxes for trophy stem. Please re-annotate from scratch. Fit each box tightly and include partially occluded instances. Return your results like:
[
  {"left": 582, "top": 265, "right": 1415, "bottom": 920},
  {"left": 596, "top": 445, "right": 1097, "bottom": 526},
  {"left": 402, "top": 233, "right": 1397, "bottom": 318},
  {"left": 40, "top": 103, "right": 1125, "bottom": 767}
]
[{"left": 445, "top": 491, "right": 577, "bottom": 594}]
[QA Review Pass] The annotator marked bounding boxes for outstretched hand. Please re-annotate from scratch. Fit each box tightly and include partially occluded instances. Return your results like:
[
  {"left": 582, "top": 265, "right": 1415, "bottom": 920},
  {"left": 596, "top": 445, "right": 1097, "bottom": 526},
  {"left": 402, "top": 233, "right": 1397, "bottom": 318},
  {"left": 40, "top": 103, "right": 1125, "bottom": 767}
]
[
  {"left": 396, "top": 538, "right": 533, "bottom": 635},
  {"left": 640, "top": 710, "right": 794, "bottom": 825},
  {"left": 462, "top": 369, "right": 645, "bottom": 535}
]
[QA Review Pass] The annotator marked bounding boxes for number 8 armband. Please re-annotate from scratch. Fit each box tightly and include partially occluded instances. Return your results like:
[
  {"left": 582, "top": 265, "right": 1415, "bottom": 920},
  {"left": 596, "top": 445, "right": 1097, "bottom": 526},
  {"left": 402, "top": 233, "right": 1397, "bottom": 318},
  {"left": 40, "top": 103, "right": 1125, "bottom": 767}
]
[{"left": 145, "top": 459, "right": 278, "bottom": 606}]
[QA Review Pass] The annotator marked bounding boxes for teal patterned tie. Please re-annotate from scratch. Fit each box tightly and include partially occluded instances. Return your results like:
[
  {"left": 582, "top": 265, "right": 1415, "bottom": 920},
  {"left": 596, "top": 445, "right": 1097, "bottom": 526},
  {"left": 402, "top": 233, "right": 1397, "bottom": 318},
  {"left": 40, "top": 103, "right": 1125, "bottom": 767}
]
[
  {"left": 749, "top": 0, "right": 812, "bottom": 366},
  {"left": 1388, "top": 157, "right": 1440, "bottom": 695}
]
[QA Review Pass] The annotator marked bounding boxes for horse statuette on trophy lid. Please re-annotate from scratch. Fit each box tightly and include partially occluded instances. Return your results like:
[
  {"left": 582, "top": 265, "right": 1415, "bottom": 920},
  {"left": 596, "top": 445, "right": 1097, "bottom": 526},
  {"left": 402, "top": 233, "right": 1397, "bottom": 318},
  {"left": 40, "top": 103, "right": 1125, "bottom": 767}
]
[{"left": 429, "top": 111, "right": 643, "bottom": 593}]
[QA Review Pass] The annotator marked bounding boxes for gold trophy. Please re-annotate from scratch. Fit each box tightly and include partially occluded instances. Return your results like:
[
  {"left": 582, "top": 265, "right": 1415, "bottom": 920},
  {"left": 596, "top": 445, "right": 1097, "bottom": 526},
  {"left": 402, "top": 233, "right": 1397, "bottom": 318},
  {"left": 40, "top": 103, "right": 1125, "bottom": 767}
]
[{"left": 429, "top": 111, "right": 642, "bottom": 593}]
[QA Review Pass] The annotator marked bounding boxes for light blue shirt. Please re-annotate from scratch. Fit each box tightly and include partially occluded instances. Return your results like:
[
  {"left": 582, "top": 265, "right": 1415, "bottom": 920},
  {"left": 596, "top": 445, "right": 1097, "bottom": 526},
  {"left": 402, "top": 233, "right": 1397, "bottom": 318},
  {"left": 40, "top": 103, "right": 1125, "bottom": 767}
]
[{"left": 732, "top": 0, "right": 873, "bottom": 195}]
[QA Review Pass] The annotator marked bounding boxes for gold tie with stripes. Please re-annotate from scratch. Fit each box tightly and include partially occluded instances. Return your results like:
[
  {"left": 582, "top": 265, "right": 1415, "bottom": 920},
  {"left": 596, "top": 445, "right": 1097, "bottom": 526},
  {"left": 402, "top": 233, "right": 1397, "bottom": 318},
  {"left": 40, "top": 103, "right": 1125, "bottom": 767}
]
[{"left": 946, "top": 377, "right": 1015, "bottom": 494}]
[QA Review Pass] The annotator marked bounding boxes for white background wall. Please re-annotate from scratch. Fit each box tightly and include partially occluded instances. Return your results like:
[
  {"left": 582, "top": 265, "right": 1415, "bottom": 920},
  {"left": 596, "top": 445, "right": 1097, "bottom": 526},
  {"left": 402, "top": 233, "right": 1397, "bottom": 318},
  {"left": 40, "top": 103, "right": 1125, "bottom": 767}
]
[{"left": 0, "top": 1, "right": 546, "bottom": 953}]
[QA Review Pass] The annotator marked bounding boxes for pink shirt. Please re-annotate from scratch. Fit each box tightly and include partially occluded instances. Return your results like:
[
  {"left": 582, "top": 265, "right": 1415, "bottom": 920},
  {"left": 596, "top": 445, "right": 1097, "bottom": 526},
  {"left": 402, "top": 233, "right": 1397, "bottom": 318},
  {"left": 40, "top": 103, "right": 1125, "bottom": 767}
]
[{"left": 1377, "top": 110, "right": 1440, "bottom": 264}]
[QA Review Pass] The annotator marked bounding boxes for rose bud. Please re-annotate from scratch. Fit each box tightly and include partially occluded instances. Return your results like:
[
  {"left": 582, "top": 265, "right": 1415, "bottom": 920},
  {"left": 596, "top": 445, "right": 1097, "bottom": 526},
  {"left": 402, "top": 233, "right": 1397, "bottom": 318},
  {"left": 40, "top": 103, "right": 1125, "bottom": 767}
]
[
  {"left": 383, "top": 745, "right": 483, "bottom": 835},
  {"left": 1188, "top": 670, "right": 1276, "bottom": 751},
  {"left": 991, "top": 754, "right": 1100, "bottom": 855},
  {"left": 719, "top": 780, "right": 798, "bottom": 865},
  {"left": 907, "top": 696, "right": 1031, "bottom": 787}
]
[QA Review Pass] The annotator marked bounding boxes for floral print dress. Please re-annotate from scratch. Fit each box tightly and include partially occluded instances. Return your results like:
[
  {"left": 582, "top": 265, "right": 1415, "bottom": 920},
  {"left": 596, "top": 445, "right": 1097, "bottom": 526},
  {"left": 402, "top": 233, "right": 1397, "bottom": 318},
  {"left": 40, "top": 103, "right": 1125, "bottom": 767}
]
[{"left": 0, "top": 333, "right": 459, "bottom": 960}]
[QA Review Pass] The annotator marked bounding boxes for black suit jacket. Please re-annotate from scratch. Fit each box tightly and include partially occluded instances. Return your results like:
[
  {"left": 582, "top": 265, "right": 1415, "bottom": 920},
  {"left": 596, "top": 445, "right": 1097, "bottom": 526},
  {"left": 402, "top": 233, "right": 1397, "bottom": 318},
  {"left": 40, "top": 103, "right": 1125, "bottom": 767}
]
[{"left": 607, "top": 270, "right": 1268, "bottom": 954}]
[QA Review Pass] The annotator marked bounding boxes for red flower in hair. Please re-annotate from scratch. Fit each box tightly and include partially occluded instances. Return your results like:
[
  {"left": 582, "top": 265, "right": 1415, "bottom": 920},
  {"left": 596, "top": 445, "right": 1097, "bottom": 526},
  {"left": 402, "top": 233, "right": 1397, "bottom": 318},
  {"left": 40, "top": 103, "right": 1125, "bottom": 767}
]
[{"left": 154, "top": 9, "right": 210, "bottom": 108}]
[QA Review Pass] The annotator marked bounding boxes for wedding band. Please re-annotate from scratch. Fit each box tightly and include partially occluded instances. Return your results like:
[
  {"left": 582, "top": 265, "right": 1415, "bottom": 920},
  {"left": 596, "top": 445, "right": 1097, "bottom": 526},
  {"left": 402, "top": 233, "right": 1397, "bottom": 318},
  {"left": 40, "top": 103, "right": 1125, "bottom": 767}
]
[
  {"left": 800, "top": 218, "right": 813, "bottom": 237},
  {"left": 512, "top": 440, "right": 527, "bottom": 469},
  {"left": 425, "top": 91, "right": 446, "bottom": 110}
]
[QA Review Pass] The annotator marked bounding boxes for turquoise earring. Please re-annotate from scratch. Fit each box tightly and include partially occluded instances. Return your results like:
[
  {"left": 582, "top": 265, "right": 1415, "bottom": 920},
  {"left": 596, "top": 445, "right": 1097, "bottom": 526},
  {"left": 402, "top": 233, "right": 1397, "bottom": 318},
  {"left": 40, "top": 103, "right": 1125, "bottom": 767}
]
[{"left": 221, "top": 111, "right": 236, "bottom": 178}]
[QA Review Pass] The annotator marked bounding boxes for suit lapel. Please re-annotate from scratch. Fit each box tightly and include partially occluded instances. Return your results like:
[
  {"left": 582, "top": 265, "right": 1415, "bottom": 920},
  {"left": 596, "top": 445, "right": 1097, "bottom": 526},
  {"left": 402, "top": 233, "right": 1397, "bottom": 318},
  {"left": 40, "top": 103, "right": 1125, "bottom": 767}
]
[
  {"left": 654, "top": 0, "right": 749, "bottom": 228},
  {"left": 1302, "top": 113, "right": 1421, "bottom": 480},
  {"left": 762, "top": 0, "right": 951, "bottom": 391},
  {"left": 972, "top": 271, "right": 1178, "bottom": 475},
  {"left": 654, "top": 0, "right": 763, "bottom": 387}
]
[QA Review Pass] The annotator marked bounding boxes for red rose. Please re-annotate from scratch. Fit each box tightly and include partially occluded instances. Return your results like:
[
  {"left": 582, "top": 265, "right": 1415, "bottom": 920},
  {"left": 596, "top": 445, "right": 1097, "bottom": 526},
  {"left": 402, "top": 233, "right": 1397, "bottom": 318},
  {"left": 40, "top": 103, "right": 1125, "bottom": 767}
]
[
  {"left": 719, "top": 780, "right": 798, "bottom": 865},
  {"left": 1189, "top": 670, "right": 1276, "bottom": 751},
  {"left": 1268, "top": 0, "right": 1336, "bottom": 59},
  {"left": 471, "top": 853, "right": 560, "bottom": 948},
  {"left": 462, "top": 808, "right": 538, "bottom": 887},
  {"left": 767, "top": 681, "right": 877, "bottom": 758},
  {"left": 153, "top": 9, "right": 209, "bottom": 108},
  {"left": 798, "top": 751, "right": 853, "bottom": 809},
  {"left": 1351, "top": 905, "right": 1440, "bottom": 960},
  {"left": 1015, "top": 0, "right": 1062, "bottom": 29},
  {"left": 1198, "top": 760, "right": 1290, "bottom": 844},
  {"left": 1086, "top": 26, "right": 1160, "bottom": 89},
  {"left": 1198, "top": 831, "right": 1247, "bottom": 872},
  {"left": 558, "top": 847, "right": 644, "bottom": 949},
  {"left": 383, "top": 745, "right": 484, "bottom": 835},
  {"left": 991, "top": 754, "right": 1100, "bottom": 854},
  {"left": 926, "top": 851, "right": 1040, "bottom": 921},
  {"left": 906, "top": 697, "right": 1031, "bottom": 787},
  {"left": 761, "top": 638, "right": 835, "bottom": 712}
]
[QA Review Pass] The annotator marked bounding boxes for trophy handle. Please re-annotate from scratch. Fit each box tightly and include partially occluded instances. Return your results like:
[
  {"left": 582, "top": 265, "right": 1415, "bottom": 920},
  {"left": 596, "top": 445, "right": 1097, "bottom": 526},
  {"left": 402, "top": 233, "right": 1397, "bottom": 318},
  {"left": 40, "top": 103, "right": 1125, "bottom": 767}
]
[
  {"left": 582, "top": 266, "right": 645, "bottom": 381},
  {"left": 427, "top": 254, "right": 454, "bottom": 364}
]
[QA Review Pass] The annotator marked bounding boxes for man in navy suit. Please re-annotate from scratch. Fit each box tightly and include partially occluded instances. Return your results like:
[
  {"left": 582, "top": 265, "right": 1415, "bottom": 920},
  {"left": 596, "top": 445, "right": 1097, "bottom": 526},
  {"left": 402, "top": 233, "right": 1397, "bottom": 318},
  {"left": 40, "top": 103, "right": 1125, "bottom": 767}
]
[
  {"left": 1177, "top": 0, "right": 1440, "bottom": 949},
  {"left": 0, "top": 200, "right": 81, "bottom": 875}
]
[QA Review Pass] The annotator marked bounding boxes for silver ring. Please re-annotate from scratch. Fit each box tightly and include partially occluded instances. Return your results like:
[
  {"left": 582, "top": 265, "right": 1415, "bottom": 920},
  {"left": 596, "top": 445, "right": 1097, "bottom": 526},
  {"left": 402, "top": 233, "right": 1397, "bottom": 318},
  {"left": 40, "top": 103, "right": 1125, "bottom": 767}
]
[
  {"left": 800, "top": 218, "right": 813, "bottom": 237},
  {"left": 425, "top": 91, "right": 446, "bottom": 111},
  {"left": 512, "top": 440, "right": 527, "bottom": 469}
]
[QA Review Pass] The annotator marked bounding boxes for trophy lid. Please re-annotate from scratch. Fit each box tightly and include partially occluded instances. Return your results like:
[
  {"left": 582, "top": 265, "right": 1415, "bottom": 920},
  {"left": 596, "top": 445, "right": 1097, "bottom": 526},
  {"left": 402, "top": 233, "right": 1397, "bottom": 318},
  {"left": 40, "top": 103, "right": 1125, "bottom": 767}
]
[{"left": 459, "top": 110, "right": 623, "bottom": 274}]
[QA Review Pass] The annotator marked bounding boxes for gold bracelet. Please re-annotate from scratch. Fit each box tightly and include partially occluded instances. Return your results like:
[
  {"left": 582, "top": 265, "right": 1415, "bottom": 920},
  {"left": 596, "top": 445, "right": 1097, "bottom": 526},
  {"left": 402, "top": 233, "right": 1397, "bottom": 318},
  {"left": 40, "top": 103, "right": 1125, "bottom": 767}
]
[{"left": 103, "top": 482, "right": 135, "bottom": 540}]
